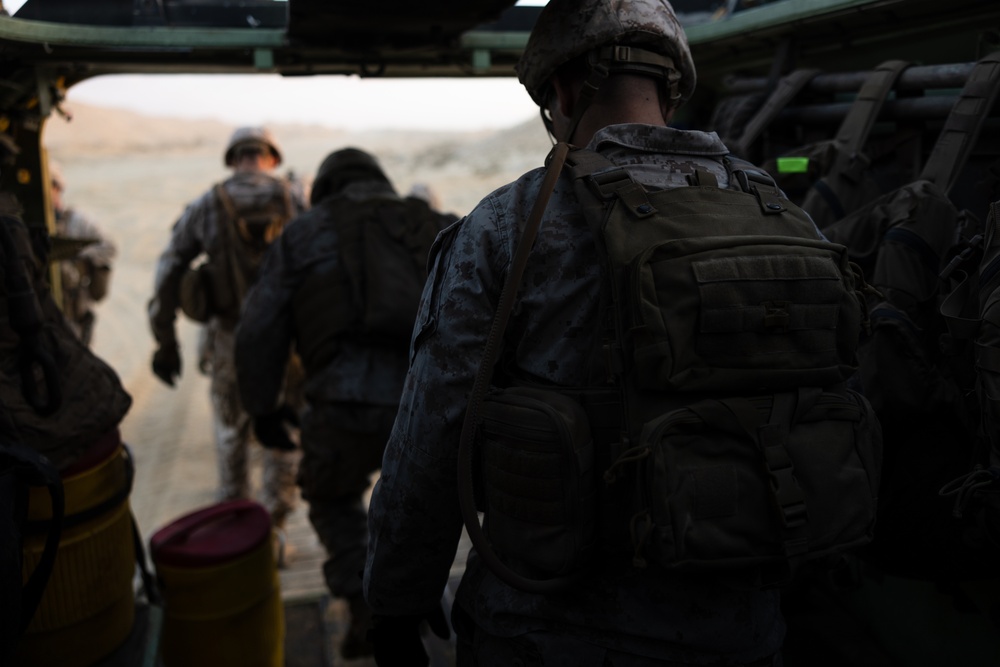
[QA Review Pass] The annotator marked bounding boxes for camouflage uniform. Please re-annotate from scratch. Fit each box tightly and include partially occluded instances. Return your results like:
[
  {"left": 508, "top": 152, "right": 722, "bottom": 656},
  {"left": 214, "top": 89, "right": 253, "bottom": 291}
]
[
  {"left": 149, "top": 171, "right": 306, "bottom": 527},
  {"left": 53, "top": 207, "right": 116, "bottom": 346},
  {"left": 364, "top": 124, "right": 786, "bottom": 665}
]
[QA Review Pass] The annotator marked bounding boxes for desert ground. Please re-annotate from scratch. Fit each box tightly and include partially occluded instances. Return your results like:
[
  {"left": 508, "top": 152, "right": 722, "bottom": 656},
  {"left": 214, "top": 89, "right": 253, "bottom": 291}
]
[{"left": 42, "top": 100, "right": 551, "bottom": 652}]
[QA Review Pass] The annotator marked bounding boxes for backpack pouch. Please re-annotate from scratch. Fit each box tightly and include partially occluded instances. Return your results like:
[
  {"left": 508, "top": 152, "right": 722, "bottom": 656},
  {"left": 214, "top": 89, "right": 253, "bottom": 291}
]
[
  {"left": 628, "top": 235, "right": 862, "bottom": 393},
  {"left": 623, "top": 389, "right": 881, "bottom": 574},
  {"left": 477, "top": 386, "right": 598, "bottom": 578}
]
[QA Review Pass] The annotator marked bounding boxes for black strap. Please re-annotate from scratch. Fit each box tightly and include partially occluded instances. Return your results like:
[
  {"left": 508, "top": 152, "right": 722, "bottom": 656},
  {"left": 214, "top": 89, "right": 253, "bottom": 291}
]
[
  {"left": 0, "top": 440, "right": 64, "bottom": 634},
  {"left": 920, "top": 51, "right": 1000, "bottom": 193},
  {"left": 730, "top": 68, "right": 822, "bottom": 158}
]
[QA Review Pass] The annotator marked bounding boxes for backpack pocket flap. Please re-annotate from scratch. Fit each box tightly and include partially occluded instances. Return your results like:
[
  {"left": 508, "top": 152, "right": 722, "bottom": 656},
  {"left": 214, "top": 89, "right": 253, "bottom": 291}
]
[
  {"left": 629, "top": 236, "right": 861, "bottom": 392},
  {"left": 628, "top": 390, "right": 880, "bottom": 573}
]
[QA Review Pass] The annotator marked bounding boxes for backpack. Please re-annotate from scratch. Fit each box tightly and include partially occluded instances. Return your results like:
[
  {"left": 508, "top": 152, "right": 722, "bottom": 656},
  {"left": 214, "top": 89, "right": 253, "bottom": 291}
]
[
  {"left": 458, "top": 143, "right": 882, "bottom": 592},
  {"left": 179, "top": 180, "right": 295, "bottom": 323},
  {"left": 819, "top": 51, "right": 1000, "bottom": 579},
  {"left": 290, "top": 194, "right": 446, "bottom": 369},
  {"left": 936, "top": 198, "right": 1000, "bottom": 567},
  {"left": 762, "top": 60, "right": 915, "bottom": 227}
]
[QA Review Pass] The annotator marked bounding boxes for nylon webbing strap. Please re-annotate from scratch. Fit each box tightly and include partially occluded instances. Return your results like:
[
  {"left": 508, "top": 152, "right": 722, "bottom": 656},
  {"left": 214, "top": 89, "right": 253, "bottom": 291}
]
[
  {"left": 730, "top": 68, "right": 822, "bottom": 158},
  {"left": 920, "top": 51, "right": 1000, "bottom": 193},
  {"left": 834, "top": 59, "right": 911, "bottom": 162}
]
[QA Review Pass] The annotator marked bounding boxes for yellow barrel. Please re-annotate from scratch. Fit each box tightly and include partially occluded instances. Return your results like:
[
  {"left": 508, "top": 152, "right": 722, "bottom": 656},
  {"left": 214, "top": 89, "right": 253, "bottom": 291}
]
[
  {"left": 151, "top": 499, "right": 283, "bottom": 667},
  {"left": 16, "top": 429, "right": 136, "bottom": 667}
]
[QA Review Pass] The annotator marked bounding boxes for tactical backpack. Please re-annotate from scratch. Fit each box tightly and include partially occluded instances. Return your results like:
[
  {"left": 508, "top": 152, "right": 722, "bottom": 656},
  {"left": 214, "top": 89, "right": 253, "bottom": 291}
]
[
  {"left": 936, "top": 198, "right": 1000, "bottom": 569},
  {"left": 458, "top": 143, "right": 882, "bottom": 593},
  {"left": 819, "top": 51, "right": 1000, "bottom": 579},
  {"left": 179, "top": 180, "right": 295, "bottom": 323},
  {"left": 290, "top": 194, "right": 446, "bottom": 370}
]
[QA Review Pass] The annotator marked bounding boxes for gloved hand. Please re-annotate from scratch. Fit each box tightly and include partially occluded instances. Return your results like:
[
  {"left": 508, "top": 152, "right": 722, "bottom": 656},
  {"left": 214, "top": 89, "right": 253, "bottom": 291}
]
[
  {"left": 369, "top": 606, "right": 450, "bottom": 667},
  {"left": 253, "top": 404, "right": 300, "bottom": 451},
  {"left": 151, "top": 343, "right": 181, "bottom": 387}
]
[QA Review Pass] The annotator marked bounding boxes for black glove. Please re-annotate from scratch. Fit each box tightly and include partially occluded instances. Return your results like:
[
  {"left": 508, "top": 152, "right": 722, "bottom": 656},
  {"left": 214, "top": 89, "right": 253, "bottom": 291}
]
[
  {"left": 370, "top": 606, "right": 450, "bottom": 667},
  {"left": 151, "top": 343, "right": 181, "bottom": 387},
  {"left": 253, "top": 405, "right": 300, "bottom": 451}
]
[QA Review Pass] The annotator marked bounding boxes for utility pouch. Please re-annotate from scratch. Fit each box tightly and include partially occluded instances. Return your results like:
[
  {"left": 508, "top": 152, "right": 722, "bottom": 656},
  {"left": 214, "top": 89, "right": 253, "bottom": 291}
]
[
  {"left": 86, "top": 265, "right": 111, "bottom": 302},
  {"left": 611, "top": 389, "right": 881, "bottom": 576},
  {"left": 179, "top": 263, "right": 213, "bottom": 323},
  {"left": 477, "top": 386, "right": 598, "bottom": 579}
]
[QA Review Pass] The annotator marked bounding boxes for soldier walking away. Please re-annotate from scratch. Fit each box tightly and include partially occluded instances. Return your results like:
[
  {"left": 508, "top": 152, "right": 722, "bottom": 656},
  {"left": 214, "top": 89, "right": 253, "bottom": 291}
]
[
  {"left": 364, "top": 0, "right": 880, "bottom": 665},
  {"left": 235, "top": 147, "right": 453, "bottom": 659},
  {"left": 147, "top": 126, "right": 306, "bottom": 540},
  {"left": 49, "top": 162, "right": 116, "bottom": 347}
]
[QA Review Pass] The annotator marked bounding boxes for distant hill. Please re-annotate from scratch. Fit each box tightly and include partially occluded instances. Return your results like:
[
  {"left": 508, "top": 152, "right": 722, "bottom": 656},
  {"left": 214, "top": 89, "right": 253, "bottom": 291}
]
[
  {"left": 42, "top": 100, "right": 553, "bottom": 216},
  {"left": 42, "top": 101, "right": 351, "bottom": 157}
]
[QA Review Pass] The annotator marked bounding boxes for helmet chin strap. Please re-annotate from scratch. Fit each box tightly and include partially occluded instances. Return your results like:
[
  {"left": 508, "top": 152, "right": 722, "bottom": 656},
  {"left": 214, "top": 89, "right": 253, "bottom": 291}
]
[{"left": 563, "top": 60, "right": 610, "bottom": 145}]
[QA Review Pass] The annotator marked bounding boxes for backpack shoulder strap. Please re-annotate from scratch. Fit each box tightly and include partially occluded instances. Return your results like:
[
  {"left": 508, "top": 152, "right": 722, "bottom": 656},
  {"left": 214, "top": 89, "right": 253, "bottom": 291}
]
[
  {"left": 565, "top": 147, "right": 656, "bottom": 229},
  {"left": 730, "top": 68, "right": 823, "bottom": 159},
  {"left": 920, "top": 51, "right": 1000, "bottom": 193},
  {"left": 833, "top": 60, "right": 912, "bottom": 172},
  {"left": 213, "top": 182, "right": 240, "bottom": 225},
  {"left": 211, "top": 182, "right": 251, "bottom": 305}
]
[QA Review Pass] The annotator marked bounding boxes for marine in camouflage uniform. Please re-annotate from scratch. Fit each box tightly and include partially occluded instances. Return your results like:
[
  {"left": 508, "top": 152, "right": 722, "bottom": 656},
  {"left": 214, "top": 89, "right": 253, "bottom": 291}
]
[
  {"left": 236, "top": 148, "right": 453, "bottom": 659},
  {"left": 50, "top": 164, "right": 116, "bottom": 347},
  {"left": 148, "top": 127, "right": 306, "bottom": 530},
  {"left": 365, "top": 1, "right": 785, "bottom": 665}
]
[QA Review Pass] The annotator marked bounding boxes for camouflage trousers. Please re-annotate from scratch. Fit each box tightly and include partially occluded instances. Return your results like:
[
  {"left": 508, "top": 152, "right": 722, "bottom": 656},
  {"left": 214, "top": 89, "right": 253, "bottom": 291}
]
[
  {"left": 297, "top": 402, "right": 395, "bottom": 599},
  {"left": 209, "top": 325, "right": 299, "bottom": 529}
]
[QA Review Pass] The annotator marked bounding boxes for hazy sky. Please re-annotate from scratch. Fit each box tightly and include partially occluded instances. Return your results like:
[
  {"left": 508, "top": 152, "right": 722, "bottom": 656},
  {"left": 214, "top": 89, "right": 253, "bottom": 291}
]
[{"left": 10, "top": 0, "right": 548, "bottom": 132}]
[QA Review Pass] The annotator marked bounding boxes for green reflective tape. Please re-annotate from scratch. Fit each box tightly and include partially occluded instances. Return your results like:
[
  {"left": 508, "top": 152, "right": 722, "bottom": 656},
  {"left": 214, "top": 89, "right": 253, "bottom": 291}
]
[{"left": 777, "top": 157, "right": 810, "bottom": 174}]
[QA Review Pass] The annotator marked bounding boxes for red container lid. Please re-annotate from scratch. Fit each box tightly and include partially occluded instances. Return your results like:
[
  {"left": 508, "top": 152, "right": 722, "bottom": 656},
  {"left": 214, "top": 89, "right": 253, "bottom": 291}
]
[
  {"left": 60, "top": 428, "right": 122, "bottom": 478},
  {"left": 150, "top": 499, "right": 272, "bottom": 568}
]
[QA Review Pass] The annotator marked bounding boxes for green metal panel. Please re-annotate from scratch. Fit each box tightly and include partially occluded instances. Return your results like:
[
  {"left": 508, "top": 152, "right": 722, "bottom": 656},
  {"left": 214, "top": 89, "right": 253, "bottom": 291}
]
[{"left": 0, "top": 15, "right": 285, "bottom": 48}]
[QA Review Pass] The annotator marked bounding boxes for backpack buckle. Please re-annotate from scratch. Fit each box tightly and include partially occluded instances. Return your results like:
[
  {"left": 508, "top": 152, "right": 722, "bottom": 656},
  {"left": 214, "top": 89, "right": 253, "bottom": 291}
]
[{"left": 736, "top": 169, "right": 786, "bottom": 215}]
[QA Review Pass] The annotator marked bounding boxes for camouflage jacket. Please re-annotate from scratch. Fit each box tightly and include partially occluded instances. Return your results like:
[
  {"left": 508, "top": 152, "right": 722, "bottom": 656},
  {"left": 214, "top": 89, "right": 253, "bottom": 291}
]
[
  {"left": 148, "top": 171, "right": 306, "bottom": 347},
  {"left": 235, "top": 179, "right": 438, "bottom": 415},
  {"left": 365, "top": 124, "right": 786, "bottom": 663}
]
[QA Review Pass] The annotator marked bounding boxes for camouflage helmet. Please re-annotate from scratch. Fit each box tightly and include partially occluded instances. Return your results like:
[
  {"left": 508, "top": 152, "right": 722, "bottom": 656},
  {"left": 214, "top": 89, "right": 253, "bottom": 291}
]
[
  {"left": 224, "top": 126, "right": 283, "bottom": 167},
  {"left": 516, "top": 0, "right": 696, "bottom": 108}
]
